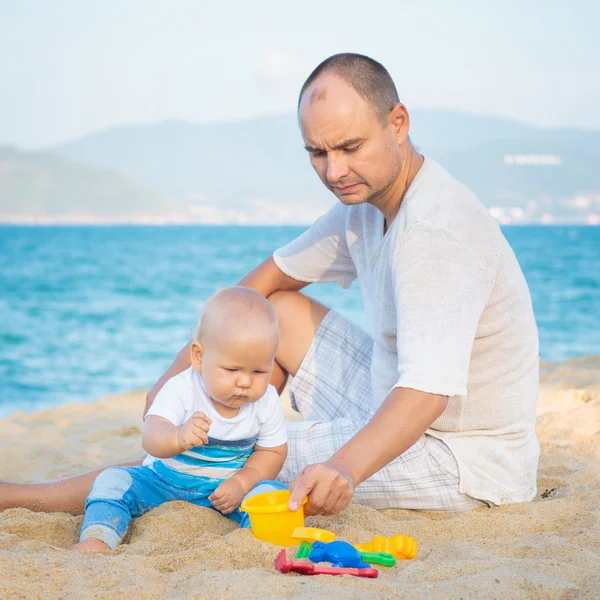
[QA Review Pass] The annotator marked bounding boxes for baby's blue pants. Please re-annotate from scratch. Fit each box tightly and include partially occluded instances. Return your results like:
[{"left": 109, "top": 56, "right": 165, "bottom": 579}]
[{"left": 80, "top": 465, "right": 285, "bottom": 549}]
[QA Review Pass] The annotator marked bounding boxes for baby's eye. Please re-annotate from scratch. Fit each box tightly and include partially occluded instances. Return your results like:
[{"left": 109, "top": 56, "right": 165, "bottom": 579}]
[
  {"left": 254, "top": 370, "right": 267, "bottom": 374},
  {"left": 224, "top": 368, "right": 238, "bottom": 372}
]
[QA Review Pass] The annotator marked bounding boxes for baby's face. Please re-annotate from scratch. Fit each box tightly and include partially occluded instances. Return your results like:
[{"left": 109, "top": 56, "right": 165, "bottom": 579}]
[{"left": 196, "top": 332, "right": 277, "bottom": 409}]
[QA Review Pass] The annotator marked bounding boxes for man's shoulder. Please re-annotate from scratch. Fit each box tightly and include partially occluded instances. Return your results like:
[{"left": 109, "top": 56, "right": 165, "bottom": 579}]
[
  {"left": 406, "top": 159, "right": 504, "bottom": 243},
  {"left": 407, "top": 158, "right": 490, "bottom": 225}
]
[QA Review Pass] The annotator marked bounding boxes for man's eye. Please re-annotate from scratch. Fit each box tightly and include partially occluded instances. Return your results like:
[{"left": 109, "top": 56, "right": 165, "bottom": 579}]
[
  {"left": 310, "top": 150, "right": 325, "bottom": 158},
  {"left": 345, "top": 146, "right": 359, "bottom": 153}
]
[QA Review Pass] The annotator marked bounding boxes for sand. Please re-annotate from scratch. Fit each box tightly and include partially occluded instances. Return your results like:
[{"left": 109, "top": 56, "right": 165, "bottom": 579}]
[{"left": 1, "top": 355, "right": 599, "bottom": 599}]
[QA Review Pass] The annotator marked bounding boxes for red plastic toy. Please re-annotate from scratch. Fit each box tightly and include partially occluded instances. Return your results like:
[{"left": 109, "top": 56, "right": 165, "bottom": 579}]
[{"left": 274, "top": 549, "right": 378, "bottom": 578}]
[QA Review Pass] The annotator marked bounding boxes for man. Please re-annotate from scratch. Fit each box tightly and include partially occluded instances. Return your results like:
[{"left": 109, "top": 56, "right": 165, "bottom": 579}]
[{"left": 0, "top": 53, "right": 540, "bottom": 517}]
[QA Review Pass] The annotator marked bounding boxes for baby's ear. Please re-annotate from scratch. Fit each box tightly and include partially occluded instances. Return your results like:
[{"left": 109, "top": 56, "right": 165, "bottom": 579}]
[{"left": 190, "top": 341, "right": 204, "bottom": 372}]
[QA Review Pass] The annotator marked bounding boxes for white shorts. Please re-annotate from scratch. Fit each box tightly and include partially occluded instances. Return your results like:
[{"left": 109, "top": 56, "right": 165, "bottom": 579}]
[{"left": 278, "top": 310, "right": 488, "bottom": 511}]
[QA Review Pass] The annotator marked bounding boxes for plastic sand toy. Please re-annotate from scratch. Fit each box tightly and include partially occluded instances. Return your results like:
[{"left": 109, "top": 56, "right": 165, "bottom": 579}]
[
  {"left": 241, "top": 490, "right": 418, "bottom": 559},
  {"left": 291, "top": 527, "right": 336, "bottom": 544},
  {"left": 275, "top": 549, "right": 378, "bottom": 578},
  {"left": 359, "top": 552, "right": 396, "bottom": 566},
  {"left": 296, "top": 541, "right": 312, "bottom": 559},
  {"left": 308, "top": 541, "right": 371, "bottom": 569},
  {"left": 353, "top": 534, "right": 418, "bottom": 559},
  {"left": 240, "top": 490, "right": 307, "bottom": 546}
]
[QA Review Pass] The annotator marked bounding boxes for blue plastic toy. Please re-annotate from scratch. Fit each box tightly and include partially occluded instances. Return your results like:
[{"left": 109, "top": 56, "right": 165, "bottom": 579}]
[{"left": 308, "top": 541, "right": 371, "bottom": 569}]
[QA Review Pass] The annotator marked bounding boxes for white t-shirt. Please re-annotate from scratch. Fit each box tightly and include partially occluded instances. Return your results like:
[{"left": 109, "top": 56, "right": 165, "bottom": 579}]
[
  {"left": 273, "top": 157, "right": 540, "bottom": 505},
  {"left": 143, "top": 367, "right": 287, "bottom": 485}
]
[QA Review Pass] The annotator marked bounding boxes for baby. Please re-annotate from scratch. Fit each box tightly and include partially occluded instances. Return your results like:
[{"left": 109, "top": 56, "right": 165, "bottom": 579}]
[{"left": 71, "top": 286, "right": 288, "bottom": 551}]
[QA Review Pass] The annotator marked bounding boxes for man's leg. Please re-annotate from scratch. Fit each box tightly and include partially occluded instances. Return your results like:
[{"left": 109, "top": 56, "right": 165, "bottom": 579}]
[
  {"left": 272, "top": 293, "right": 375, "bottom": 424},
  {"left": 268, "top": 291, "right": 330, "bottom": 394},
  {"left": 0, "top": 457, "right": 144, "bottom": 515},
  {"left": 271, "top": 302, "right": 486, "bottom": 512},
  {"left": 281, "top": 418, "right": 487, "bottom": 511}
]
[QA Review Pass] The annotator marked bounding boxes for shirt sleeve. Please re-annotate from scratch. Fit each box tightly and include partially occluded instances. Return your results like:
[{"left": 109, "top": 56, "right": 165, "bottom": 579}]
[
  {"left": 273, "top": 201, "right": 357, "bottom": 289},
  {"left": 255, "top": 386, "right": 288, "bottom": 447},
  {"left": 144, "top": 375, "right": 191, "bottom": 426},
  {"left": 392, "top": 225, "right": 497, "bottom": 397}
]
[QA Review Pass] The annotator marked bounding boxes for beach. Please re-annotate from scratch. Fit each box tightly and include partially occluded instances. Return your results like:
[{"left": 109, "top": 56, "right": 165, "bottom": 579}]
[{"left": 1, "top": 354, "right": 599, "bottom": 599}]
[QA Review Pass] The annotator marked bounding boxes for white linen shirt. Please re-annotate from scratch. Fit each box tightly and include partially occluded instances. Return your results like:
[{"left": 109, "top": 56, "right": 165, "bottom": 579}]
[{"left": 273, "top": 157, "right": 540, "bottom": 505}]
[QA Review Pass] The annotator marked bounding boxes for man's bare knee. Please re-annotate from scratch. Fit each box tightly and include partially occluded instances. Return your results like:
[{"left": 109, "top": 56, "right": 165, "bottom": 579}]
[
  {"left": 267, "top": 291, "right": 330, "bottom": 377},
  {"left": 268, "top": 291, "right": 329, "bottom": 323}
]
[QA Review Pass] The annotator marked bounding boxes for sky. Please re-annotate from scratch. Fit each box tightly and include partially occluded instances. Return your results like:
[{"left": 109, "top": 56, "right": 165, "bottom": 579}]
[{"left": 1, "top": 0, "right": 598, "bottom": 148}]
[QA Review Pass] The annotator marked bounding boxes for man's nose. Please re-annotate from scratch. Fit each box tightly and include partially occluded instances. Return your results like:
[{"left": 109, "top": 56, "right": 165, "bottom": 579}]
[{"left": 325, "top": 154, "right": 349, "bottom": 185}]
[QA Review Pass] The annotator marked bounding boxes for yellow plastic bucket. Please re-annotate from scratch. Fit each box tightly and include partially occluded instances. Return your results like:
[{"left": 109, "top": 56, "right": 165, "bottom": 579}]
[{"left": 240, "top": 489, "right": 307, "bottom": 546}]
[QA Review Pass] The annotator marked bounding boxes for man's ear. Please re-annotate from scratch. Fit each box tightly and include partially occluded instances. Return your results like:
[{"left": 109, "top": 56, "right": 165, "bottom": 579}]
[
  {"left": 190, "top": 341, "right": 204, "bottom": 372},
  {"left": 388, "top": 103, "right": 409, "bottom": 145}
]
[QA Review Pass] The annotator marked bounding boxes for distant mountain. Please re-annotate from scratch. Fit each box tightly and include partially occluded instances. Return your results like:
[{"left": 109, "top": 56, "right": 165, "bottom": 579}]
[
  {"left": 430, "top": 135, "right": 600, "bottom": 212},
  {"left": 409, "top": 110, "right": 541, "bottom": 152},
  {"left": 0, "top": 146, "right": 176, "bottom": 223},
  {"left": 53, "top": 114, "right": 329, "bottom": 206},
  {"left": 3, "top": 110, "right": 599, "bottom": 224}
]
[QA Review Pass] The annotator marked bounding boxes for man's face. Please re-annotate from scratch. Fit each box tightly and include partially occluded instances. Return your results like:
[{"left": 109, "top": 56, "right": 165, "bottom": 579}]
[{"left": 299, "top": 75, "right": 403, "bottom": 207}]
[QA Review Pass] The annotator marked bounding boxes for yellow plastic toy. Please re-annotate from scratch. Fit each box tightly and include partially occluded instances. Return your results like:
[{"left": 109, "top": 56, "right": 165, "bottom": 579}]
[
  {"left": 291, "top": 527, "right": 336, "bottom": 544},
  {"left": 240, "top": 490, "right": 308, "bottom": 546},
  {"left": 352, "top": 534, "right": 418, "bottom": 559}
]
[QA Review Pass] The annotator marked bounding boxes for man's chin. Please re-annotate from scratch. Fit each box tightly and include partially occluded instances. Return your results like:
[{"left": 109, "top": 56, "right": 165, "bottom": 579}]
[{"left": 336, "top": 192, "right": 368, "bottom": 206}]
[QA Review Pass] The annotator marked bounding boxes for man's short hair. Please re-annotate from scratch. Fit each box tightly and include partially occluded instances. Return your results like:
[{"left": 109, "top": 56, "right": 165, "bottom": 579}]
[{"left": 298, "top": 53, "right": 400, "bottom": 123}]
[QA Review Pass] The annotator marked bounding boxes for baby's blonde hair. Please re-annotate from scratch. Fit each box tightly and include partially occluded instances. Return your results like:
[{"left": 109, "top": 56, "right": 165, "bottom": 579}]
[{"left": 194, "top": 286, "right": 279, "bottom": 344}]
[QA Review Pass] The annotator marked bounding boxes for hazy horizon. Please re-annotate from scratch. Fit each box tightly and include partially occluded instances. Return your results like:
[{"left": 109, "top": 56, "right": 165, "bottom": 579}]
[
  {"left": 1, "top": 0, "right": 599, "bottom": 148},
  {"left": 28, "top": 108, "right": 600, "bottom": 151}
]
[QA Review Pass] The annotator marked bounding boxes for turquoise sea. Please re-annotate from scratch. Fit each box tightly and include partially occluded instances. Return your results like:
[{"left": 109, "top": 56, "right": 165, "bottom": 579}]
[{"left": 1, "top": 225, "right": 599, "bottom": 417}]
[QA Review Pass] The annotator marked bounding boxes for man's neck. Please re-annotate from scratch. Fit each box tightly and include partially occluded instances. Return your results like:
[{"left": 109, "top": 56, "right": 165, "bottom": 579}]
[{"left": 376, "top": 145, "right": 424, "bottom": 232}]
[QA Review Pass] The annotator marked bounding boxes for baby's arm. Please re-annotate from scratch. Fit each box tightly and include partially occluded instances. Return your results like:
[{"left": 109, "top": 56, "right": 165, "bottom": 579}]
[
  {"left": 143, "top": 412, "right": 211, "bottom": 458},
  {"left": 209, "top": 443, "right": 287, "bottom": 514}
]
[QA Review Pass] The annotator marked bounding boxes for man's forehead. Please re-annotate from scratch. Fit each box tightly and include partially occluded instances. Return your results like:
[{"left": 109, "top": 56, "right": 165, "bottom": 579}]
[
  {"left": 301, "top": 116, "right": 362, "bottom": 148},
  {"left": 301, "top": 73, "right": 361, "bottom": 110},
  {"left": 305, "top": 85, "right": 329, "bottom": 106},
  {"left": 299, "top": 76, "right": 375, "bottom": 146}
]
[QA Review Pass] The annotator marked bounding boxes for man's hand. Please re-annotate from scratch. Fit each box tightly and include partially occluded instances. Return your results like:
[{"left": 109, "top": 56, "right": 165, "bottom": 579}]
[
  {"left": 286, "top": 388, "right": 448, "bottom": 517},
  {"left": 209, "top": 477, "right": 246, "bottom": 514},
  {"left": 288, "top": 461, "right": 355, "bottom": 516},
  {"left": 177, "top": 412, "right": 211, "bottom": 451}
]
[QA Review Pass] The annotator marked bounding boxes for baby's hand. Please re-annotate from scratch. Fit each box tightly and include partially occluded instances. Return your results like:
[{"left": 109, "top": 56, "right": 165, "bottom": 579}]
[
  {"left": 209, "top": 477, "right": 246, "bottom": 514},
  {"left": 177, "top": 412, "right": 211, "bottom": 451}
]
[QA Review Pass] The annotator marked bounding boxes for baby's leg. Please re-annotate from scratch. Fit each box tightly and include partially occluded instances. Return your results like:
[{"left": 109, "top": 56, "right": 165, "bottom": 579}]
[{"left": 73, "top": 465, "right": 171, "bottom": 551}]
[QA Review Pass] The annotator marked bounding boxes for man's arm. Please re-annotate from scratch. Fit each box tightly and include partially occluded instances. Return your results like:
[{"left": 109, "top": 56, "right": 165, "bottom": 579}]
[
  {"left": 144, "top": 257, "right": 308, "bottom": 416},
  {"left": 238, "top": 256, "right": 309, "bottom": 295},
  {"left": 288, "top": 226, "right": 495, "bottom": 514},
  {"left": 288, "top": 386, "right": 447, "bottom": 515}
]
